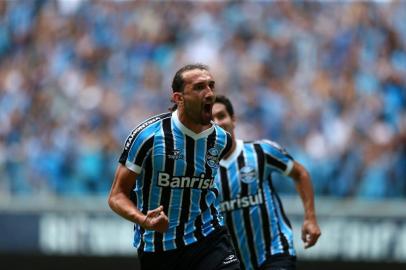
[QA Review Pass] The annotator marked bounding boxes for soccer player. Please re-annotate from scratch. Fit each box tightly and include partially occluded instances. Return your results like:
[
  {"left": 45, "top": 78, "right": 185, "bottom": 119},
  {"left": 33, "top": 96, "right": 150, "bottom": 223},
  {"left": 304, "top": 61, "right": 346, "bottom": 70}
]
[
  {"left": 108, "top": 64, "right": 240, "bottom": 270},
  {"left": 212, "top": 95, "right": 321, "bottom": 270}
]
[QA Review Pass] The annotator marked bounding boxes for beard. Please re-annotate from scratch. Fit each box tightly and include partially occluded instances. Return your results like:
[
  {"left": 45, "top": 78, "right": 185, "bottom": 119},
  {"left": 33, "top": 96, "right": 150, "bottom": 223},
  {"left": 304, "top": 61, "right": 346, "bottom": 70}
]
[{"left": 184, "top": 102, "right": 212, "bottom": 126}]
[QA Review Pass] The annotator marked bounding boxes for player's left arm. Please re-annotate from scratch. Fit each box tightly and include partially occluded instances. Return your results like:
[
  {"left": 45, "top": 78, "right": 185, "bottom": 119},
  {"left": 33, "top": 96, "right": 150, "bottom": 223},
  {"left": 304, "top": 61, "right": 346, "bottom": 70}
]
[{"left": 288, "top": 161, "right": 321, "bottom": 249}]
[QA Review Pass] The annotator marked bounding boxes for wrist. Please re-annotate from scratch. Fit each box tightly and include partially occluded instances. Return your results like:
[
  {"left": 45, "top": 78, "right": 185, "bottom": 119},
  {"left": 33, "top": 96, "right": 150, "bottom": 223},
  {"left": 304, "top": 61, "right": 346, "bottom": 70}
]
[
  {"left": 304, "top": 212, "right": 317, "bottom": 221},
  {"left": 131, "top": 211, "right": 146, "bottom": 226},
  {"left": 141, "top": 215, "right": 149, "bottom": 228}
]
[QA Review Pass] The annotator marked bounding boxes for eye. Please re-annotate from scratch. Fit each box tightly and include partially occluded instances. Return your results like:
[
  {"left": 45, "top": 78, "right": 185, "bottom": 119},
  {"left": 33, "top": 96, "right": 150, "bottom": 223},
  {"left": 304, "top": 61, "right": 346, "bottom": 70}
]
[
  {"left": 209, "top": 81, "right": 215, "bottom": 90},
  {"left": 194, "top": 84, "right": 205, "bottom": 91},
  {"left": 217, "top": 112, "right": 226, "bottom": 120}
]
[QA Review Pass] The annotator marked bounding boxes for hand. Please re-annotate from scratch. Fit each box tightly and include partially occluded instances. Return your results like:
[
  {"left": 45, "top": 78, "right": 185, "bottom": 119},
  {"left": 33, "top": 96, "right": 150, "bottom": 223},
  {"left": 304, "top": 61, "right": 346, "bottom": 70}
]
[
  {"left": 301, "top": 218, "right": 321, "bottom": 249},
  {"left": 141, "top": 205, "right": 169, "bottom": 233}
]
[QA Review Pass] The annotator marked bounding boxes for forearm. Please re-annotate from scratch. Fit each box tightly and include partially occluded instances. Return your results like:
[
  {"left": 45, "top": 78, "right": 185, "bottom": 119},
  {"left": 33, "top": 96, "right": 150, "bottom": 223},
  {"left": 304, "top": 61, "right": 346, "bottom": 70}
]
[
  {"left": 295, "top": 174, "right": 317, "bottom": 220},
  {"left": 290, "top": 162, "right": 317, "bottom": 220},
  {"left": 108, "top": 164, "right": 145, "bottom": 225},
  {"left": 108, "top": 192, "right": 145, "bottom": 225},
  {"left": 289, "top": 162, "right": 321, "bottom": 247}
]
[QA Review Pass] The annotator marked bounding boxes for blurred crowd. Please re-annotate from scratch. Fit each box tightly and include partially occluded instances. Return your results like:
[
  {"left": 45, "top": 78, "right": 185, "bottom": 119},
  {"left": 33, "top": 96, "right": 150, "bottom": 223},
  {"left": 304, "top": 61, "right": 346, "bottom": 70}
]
[{"left": 0, "top": 0, "right": 405, "bottom": 199}]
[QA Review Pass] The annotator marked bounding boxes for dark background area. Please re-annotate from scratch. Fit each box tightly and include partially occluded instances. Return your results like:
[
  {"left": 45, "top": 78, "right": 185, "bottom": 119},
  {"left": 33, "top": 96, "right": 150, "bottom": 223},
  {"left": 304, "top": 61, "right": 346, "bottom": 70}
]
[{"left": 2, "top": 254, "right": 405, "bottom": 270}]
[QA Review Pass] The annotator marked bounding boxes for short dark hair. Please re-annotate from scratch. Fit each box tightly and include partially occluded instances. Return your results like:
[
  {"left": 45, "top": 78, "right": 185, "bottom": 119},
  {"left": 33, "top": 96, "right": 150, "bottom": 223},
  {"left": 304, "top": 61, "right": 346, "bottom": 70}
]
[
  {"left": 215, "top": 95, "right": 234, "bottom": 118},
  {"left": 171, "top": 63, "right": 209, "bottom": 93}
]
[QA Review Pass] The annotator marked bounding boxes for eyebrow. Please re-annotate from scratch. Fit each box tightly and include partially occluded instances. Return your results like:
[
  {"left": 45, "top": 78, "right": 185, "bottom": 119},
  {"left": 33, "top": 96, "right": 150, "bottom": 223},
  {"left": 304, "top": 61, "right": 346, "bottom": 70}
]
[{"left": 193, "top": 80, "right": 215, "bottom": 86}]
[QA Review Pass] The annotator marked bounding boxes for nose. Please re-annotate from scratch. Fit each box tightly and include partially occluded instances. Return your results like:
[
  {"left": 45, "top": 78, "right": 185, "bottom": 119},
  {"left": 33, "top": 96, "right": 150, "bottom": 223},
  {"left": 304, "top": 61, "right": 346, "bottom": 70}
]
[{"left": 205, "top": 87, "right": 215, "bottom": 100}]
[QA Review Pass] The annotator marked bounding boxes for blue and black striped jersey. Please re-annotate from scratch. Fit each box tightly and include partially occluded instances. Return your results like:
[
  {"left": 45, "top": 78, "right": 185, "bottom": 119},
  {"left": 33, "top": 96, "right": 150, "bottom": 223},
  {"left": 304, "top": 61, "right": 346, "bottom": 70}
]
[
  {"left": 216, "top": 139, "right": 295, "bottom": 270},
  {"left": 119, "top": 111, "right": 232, "bottom": 252}
]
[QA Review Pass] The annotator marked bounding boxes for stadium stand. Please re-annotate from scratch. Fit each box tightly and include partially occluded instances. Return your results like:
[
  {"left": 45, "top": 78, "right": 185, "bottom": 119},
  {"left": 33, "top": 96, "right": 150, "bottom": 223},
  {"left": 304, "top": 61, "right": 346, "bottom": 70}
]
[{"left": 0, "top": 1, "right": 405, "bottom": 198}]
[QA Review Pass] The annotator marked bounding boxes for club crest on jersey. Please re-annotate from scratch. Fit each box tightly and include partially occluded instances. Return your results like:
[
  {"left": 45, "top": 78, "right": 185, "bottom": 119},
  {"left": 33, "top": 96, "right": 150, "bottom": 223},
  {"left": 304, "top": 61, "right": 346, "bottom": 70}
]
[
  {"left": 206, "top": 147, "right": 220, "bottom": 168},
  {"left": 240, "top": 166, "right": 256, "bottom": 184},
  {"left": 167, "top": 149, "right": 183, "bottom": 160}
]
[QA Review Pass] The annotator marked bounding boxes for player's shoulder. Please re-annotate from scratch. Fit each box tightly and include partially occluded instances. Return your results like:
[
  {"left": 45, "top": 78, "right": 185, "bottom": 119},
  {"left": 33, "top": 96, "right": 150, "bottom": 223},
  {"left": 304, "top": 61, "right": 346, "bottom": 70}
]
[
  {"left": 240, "top": 139, "right": 276, "bottom": 150},
  {"left": 238, "top": 139, "right": 271, "bottom": 147},
  {"left": 257, "top": 139, "right": 293, "bottom": 158},
  {"left": 258, "top": 139, "right": 284, "bottom": 150},
  {"left": 248, "top": 139, "right": 285, "bottom": 152},
  {"left": 124, "top": 112, "right": 171, "bottom": 148},
  {"left": 132, "top": 112, "right": 171, "bottom": 134}
]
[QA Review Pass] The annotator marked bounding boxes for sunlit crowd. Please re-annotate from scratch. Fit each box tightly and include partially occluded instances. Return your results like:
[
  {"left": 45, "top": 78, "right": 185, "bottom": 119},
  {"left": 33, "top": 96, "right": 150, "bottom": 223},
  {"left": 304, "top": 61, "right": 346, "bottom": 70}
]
[{"left": 0, "top": 0, "right": 405, "bottom": 198}]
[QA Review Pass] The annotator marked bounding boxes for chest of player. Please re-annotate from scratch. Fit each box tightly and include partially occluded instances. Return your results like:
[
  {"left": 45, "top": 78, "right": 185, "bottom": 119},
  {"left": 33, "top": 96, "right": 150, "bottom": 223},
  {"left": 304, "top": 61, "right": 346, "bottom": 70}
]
[
  {"left": 227, "top": 163, "right": 263, "bottom": 195},
  {"left": 151, "top": 141, "right": 221, "bottom": 170},
  {"left": 150, "top": 134, "right": 222, "bottom": 189},
  {"left": 218, "top": 162, "right": 266, "bottom": 212}
]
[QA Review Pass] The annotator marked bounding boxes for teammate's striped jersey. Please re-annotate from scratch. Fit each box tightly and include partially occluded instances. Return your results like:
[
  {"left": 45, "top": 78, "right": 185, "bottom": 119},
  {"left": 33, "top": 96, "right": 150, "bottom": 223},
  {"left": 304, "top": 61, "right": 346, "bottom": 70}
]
[
  {"left": 216, "top": 139, "right": 295, "bottom": 270},
  {"left": 119, "top": 111, "right": 232, "bottom": 252}
]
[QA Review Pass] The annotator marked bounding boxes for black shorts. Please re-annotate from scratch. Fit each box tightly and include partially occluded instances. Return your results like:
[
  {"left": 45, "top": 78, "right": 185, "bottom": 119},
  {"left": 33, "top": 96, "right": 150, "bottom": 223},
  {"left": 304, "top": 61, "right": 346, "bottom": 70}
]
[
  {"left": 138, "top": 227, "right": 240, "bottom": 270},
  {"left": 260, "top": 254, "right": 296, "bottom": 270}
]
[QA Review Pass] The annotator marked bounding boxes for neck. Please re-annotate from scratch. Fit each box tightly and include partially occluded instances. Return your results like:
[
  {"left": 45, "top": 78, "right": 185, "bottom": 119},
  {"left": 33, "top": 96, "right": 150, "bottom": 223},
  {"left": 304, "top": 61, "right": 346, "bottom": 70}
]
[{"left": 177, "top": 109, "right": 211, "bottom": 134}]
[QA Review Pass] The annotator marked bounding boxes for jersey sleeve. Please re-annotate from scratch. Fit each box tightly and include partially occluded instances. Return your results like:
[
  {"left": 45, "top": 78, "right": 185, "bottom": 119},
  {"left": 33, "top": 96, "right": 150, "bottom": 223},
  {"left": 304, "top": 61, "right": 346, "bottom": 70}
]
[
  {"left": 119, "top": 122, "right": 157, "bottom": 174},
  {"left": 260, "top": 139, "right": 294, "bottom": 176}
]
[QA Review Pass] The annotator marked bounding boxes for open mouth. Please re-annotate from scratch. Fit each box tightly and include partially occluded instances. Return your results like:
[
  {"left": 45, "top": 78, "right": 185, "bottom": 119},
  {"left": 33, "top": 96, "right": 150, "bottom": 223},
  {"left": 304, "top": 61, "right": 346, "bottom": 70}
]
[{"left": 203, "top": 103, "right": 213, "bottom": 114}]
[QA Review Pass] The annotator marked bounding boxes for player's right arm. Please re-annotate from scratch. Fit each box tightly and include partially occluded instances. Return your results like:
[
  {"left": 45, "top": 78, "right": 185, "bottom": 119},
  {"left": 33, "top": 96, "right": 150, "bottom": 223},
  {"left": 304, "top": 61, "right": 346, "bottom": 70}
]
[
  {"left": 108, "top": 163, "right": 168, "bottom": 233},
  {"left": 288, "top": 161, "right": 321, "bottom": 248},
  {"left": 261, "top": 139, "right": 321, "bottom": 248}
]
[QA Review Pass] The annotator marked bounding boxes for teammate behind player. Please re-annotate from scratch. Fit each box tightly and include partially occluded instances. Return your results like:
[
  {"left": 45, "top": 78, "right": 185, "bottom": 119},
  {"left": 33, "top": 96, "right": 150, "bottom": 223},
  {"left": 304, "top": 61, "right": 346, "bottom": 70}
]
[
  {"left": 212, "top": 95, "right": 321, "bottom": 270},
  {"left": 108, "top": 65, "right": 240, "bottom": 270}
]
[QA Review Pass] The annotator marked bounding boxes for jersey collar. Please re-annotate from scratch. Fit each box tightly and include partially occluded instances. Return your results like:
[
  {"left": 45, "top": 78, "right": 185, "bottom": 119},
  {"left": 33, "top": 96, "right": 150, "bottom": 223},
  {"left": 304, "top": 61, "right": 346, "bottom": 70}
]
[{"left": 172, "top": 111, "right": 215, "bottom": 140}]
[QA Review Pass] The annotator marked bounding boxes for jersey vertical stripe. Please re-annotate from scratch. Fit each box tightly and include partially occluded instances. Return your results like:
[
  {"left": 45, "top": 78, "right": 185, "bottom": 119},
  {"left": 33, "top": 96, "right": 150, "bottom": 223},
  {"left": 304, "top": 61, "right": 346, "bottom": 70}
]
[
  {"left": 164, "top": 122, "right": 185, "bottom": 250},
  {"left": 245, "top": 144, "right": 267, "bottom": 266},
  {"left": 181, "top": 135, "right": 196, "bottom": 246},
  {"left": 272, "top": 189, "right": 294, "bottom": 254},
  {"left": 222, "top": 159, "right": 253, "bottom": 268},
  {"left": 137, "top": 154, "right": 153, "bottom": 251},
  {"left": 219, "top": 166, "right": 245, "bottom": 269},
  {"left": 253, "top": 143, "right": 272, "bottom": 260},
  {"left": 193, "top": 133, "right": 208, "bottom": 240},
  {"left": 238, "top": 151, "right": 259, "bottom": 269},
  {"left": 200, "top": 130, "right": 219, "bottom": 235},
  {"left": 216, "top": 139, "right": 295, "bottom": 270},
  {"left": 120, "top": 112, "right": 232, "bottom": 252},
  {"left": 172, "top": 125, "right": 188, "bottom": 249},
  {"left": 267, "top": 178, "right": 290, "bottom": 255},
  {"left": 154, "top": 117, "right": 174, "bottom": 252},
  {"left": 211, "top": 131, "right": 231, "bottom": 230}
]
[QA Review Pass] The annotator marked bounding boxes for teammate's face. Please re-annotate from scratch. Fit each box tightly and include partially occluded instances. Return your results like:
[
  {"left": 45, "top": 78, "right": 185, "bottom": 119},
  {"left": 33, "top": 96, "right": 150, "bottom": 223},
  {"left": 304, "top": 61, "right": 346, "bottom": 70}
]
[
  {"left": 180, "top": 69, "right": 216, "bottom": 125},
  {"left": 212, "top": 102, "right": 235, "bottom": 134}
]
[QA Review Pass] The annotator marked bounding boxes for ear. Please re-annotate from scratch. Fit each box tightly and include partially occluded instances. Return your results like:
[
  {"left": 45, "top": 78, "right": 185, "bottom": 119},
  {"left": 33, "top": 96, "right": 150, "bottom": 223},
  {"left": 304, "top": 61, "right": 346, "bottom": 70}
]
[{"left": 172, "top": 92, "right": 184, "bottom": 104}]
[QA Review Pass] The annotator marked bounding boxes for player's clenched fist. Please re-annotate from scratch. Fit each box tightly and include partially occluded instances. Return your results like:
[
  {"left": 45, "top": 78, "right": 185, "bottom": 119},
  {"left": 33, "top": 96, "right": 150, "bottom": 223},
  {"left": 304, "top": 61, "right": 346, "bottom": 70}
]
[
  {"left": 141, "top": 205, "right": 169, "bottom": 233},
  {"left": 301, "top": 218, "right": 321, "bottom": 249}
]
